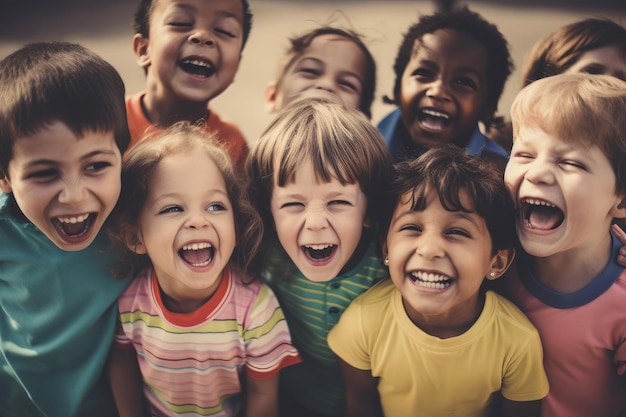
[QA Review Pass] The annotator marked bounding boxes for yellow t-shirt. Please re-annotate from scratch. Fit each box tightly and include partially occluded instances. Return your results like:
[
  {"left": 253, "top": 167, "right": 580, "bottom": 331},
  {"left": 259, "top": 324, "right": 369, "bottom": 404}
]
[{"left": 328, "top": 280, "right": 549, "bottom": 417}]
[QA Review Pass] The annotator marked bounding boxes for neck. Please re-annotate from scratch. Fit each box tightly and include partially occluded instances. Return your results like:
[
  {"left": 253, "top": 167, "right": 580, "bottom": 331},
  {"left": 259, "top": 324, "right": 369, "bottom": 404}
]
[
  {"left": 142, "top": 90, "right": 210, "bottom": 127},
  {"left": 531, "top": 234, "right": 613, "bottom": 294}
]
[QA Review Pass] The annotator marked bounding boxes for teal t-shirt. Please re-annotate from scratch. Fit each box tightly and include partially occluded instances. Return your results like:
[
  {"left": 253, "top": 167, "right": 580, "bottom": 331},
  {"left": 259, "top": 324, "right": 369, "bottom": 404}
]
[{"left": 0, "top": 192, "right": 130, "bottom": 417}]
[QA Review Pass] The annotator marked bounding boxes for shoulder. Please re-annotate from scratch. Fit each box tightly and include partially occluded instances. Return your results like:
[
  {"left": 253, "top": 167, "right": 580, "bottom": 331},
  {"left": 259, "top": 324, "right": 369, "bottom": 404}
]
[{"left": 487, "top": 291, "right": 541, "bottom": 340}]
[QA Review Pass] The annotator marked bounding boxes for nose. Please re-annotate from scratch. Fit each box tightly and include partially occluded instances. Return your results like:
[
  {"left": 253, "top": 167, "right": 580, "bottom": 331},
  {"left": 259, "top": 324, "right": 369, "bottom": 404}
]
[
  {"left": 524, "top": 160, "right": 555, "bottom": 185},
  {"left": 185, "top": 210, "right": 209, "bottom": 229},
  {"left": 425, "top": 79, "right": 450, "bottom": 101},
  {"left": 414, "top": 234, "right": 445, "bottom": 259},
  {"left": 304, "top": 207, "right": 328, "bottom": 231},
  {"left": 58, "top": 179, "right": 87, "bottom": 205},
  {"left": 189, "top": 31, "right": 214, "bottom": 47},
  {"left": 314, "top": 76, "right": 335, "bottom": 93}
]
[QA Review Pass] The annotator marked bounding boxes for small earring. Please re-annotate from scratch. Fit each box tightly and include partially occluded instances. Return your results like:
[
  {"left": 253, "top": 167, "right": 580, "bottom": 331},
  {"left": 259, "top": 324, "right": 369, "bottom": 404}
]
[
  {"left": 384, "top": 256, "right": 389, "bottom": 266},
  {"left": 489, "top": 272, "right": 496, "bottom": 278}
]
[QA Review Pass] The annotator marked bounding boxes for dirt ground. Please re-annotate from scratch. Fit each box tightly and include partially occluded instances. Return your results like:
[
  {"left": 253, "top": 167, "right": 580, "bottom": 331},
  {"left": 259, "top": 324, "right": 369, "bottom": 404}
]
[{"left": 1, "top": 0, "right": 624, "bottom": 142}]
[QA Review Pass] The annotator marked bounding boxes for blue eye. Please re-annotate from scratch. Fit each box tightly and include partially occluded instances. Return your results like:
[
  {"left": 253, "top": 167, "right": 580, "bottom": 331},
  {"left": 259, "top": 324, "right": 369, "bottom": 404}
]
[
  {"left": 158, "top": 205, "right": 183, "bottom": 215},
  {"left": 207, "top": 203, "right": 226, "bottom": 212}
]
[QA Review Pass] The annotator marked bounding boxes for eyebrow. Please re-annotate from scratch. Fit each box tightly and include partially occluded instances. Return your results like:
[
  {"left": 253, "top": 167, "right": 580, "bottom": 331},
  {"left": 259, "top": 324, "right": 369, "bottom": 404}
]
[{"left": 23, "top": 149, "right": 118, "bottom": 168}]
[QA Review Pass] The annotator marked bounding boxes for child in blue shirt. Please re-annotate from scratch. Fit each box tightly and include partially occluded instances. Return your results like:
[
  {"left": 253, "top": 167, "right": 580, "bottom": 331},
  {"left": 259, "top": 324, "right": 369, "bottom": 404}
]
[
  {"left": 378, "top": 6, "right": 511, "bottom": 171},
  {"left": 0, "top": 41, "right": 130, "bottom": 417}
]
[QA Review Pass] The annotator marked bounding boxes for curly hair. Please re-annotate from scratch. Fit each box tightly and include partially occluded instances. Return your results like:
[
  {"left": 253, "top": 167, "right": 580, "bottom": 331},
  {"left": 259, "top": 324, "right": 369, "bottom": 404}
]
[{"left": 387, "top": 6, "right": 513, "bottom": 124}]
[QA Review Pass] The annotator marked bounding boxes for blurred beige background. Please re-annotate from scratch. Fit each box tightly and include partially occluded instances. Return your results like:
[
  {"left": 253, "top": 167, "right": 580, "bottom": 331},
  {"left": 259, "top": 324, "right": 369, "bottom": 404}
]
[{"left": 1, "top": 1, "right": 624, "bottom": 143}]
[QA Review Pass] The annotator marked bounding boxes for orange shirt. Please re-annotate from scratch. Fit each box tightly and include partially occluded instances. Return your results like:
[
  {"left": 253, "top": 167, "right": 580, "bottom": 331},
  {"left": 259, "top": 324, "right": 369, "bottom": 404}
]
[{"left": 125, "top": 92, "right": 249, "bottom": 170}]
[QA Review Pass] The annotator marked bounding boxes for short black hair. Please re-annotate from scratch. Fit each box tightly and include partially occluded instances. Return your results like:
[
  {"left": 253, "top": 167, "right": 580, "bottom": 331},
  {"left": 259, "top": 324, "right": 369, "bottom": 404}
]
[
  {"left": 383, "top": 145, "right": 516, "bottom": 253},
  {"left": 389, "top": 6, "right": 513, "bottom": 122},
  {"left": 133, "top": 0, "right": 253, "bottom": 50},
  {"left": 0, "top": 41, "right": 129, "bottom": 176}
]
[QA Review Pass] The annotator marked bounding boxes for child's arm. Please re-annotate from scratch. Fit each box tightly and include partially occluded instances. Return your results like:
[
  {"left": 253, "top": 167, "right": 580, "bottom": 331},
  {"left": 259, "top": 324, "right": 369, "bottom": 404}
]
[
  {"left": 107, "top": 346, "right": 144, "bottom": 417},
  {"left": 500, "top": 398, "right": 541, "bottom": 417},
  {"left": 245, "top": 373, "right": 279, "bottom": 417},
  {"left": 339, "top": 358, "right": 384, "bottom": 417}
]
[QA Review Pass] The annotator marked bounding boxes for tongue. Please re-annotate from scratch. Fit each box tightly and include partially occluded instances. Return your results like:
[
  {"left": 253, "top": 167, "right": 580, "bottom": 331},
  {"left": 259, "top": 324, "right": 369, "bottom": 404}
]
[
  {"left": 528, "top": 206, "right": 562, "bottom": 230},
  {"left": 420, "top": 115, "right": 447, "bottom": 131},
  {"left": 60, "top": 221, "right": 88, "bottom": 237},
  {"left": 181, "top": 248, "right": 212, "bottom": 265}
]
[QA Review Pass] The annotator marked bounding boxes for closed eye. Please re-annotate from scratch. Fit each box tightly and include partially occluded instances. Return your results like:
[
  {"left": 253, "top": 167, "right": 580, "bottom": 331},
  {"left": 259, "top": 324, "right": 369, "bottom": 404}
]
[
  {"left": 26, "top": 168, "right": 58, "bottom": 181},
  {"left": 215, "top": 27, "right": 236, "bottom": 38},
  {"left": 280, "top": 202, "right": 304, "bottom": 209},
  {"left": 447, "top": 228, "right": 471, "bottom": 238}
]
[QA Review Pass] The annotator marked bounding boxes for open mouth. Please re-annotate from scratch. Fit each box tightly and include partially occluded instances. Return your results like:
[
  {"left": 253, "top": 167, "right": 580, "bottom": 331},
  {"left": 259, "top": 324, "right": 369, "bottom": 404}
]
[
  {"left": 179, "top": 57, "right": 216, "bottom": 78},
  {"left": 302, "top": 244, "right": 336, "bottom": 261},
  {"left": 53, "top": 213, "right": 95, "bottom": 241},
  {"left": 521, "top": 198, "right": 564, "bottom": 230},
  {"left": 179, "top": 242, "right": 214, "bottom": 267},
  {"left": 417, "top": 108, "right": 452, "bottom": 131},
  {"left": 410, "top": 271, "right": 452, "bottom": 289}
]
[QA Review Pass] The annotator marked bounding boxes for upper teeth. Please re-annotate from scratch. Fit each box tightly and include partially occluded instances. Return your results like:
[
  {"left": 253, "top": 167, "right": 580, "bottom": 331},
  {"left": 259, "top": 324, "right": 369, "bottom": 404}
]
[
  {"left": 57, "top": 214, "right": 89, "bottom": 224},
  {"left": 305, "top": 244, "right": 334, "bottom": 250},
  {"left": 182, "top": 242, "right": 212, "bottom": 251},
  {"left": 523, "top": 198, "right": 556, "bottom": 207},
  {"left": 411, "top": 271, "right": 449, "bottom": 282},
  {"left": 422, "top": 109, "right": 450, "bottom": 119},
  {"left": 182, "top": 58, "right": 211, "bottom": 68}
]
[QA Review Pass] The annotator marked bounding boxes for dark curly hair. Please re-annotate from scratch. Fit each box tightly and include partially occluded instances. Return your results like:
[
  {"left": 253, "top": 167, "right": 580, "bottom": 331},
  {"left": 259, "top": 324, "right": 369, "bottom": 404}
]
[
  {"left": 387, "top": 6, "right": 513, "bottom": 125},
  {"left": 133, "top": 0, "right": 253, "bottom": 50}
]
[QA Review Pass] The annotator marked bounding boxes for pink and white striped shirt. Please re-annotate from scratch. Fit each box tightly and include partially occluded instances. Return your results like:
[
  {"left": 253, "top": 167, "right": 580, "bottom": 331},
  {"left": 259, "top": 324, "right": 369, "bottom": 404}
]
[{"left": 115, "top": 267, "right": 300, "bottom": 416}]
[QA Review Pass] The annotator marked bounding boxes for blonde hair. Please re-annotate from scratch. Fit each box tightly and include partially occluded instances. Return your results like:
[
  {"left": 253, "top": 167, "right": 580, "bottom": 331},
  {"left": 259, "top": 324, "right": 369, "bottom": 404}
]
[
  {"left": 510, "top": 73, "right": 626, "bottom": 194},
  {"left": 112, "top": 122, "right": 263, "bottom": 278},
  {"left": 247, "top": 90, "right": 392, "bottom": 231}
]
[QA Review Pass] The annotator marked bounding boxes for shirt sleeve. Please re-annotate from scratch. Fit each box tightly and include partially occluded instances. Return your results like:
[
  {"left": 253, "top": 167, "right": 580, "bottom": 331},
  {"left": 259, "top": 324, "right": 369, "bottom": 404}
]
[
  {"left": 328, "top": 295, "right": 372, "bottom": 371},
  {"left": 501, "top": 326, "right": 550, "bottom": 401},
  {"left": 243, "top": 283, "right": 301, "bottom": 379}
]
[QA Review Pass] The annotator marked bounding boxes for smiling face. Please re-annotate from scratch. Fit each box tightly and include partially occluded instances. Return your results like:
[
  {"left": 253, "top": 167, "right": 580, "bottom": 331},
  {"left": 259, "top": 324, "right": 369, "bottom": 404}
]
[
  {"left": 134, "top": 149, "right": 236, "bottom": 309},
  {"left": 135, "top": 0, "right": 243, "bottom": 106},
  {"left": 0, "top": 121, "right": 121, "bottom": 251},
  {"left": 399, "top": 28, "right": 489, "bottom": 148},
  {"left": 504, "top": 125, "right": 622, "bottom": 258},
  {"left": 267, "top": 34, "right": 368, "bottom": 113},
  {"left": 270, "top": 160, "right": 368, "bottom": 282},
  {"left": 385, "top": 189, "right": 504, "bottom": 335},
  {"left": 565, "top": 44, "right": 626, "bottom": 81}
]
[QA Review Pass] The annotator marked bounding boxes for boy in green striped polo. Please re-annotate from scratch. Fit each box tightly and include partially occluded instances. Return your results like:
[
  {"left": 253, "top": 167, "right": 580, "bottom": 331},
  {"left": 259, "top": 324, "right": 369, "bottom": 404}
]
[{"left": 247, "top": 91, "right": 393, "bottom": 417}]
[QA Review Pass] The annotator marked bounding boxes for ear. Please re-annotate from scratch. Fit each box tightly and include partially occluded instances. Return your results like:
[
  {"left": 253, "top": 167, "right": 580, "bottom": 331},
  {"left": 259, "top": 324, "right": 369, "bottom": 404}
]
[
  {"left": 133, "top": 33, "right": 151, "bottom": 69},
  {"left": 263, "top": 82, "right": 279, "bottom": 113},
  {"left": 0, "top": 176, "right": 12, "bottom": 194},
  {"left": 123, "top": 225, "right": 147, "bottom": 255},
  {"left": 486, "top": 247, "right": 515, "bottom": 281},
  {"left": 609, "top": 194, "right": 626, "bottom": 219}
]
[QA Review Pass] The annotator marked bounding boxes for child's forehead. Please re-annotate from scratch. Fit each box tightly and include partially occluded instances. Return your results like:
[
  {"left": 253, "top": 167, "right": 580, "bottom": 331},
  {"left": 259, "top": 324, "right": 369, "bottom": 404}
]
[
  {"left": 413, "top": 28, "right": 487, "bottom": 61},
  {"left": 152, "top": 0, "right": 244, "bottom": 20}
]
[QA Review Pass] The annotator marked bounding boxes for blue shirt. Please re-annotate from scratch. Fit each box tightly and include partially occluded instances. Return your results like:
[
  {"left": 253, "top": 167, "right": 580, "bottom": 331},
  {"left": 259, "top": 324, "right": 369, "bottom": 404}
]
[{"left": 377, "top": 108, "right": 509, "bottom": 162}]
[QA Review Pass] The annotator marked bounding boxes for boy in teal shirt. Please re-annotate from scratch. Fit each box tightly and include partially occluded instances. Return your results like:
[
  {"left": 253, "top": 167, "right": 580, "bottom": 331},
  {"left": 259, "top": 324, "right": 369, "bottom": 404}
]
[{"left": 0, "top": 42, "right": 130, "bottom": 417}]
